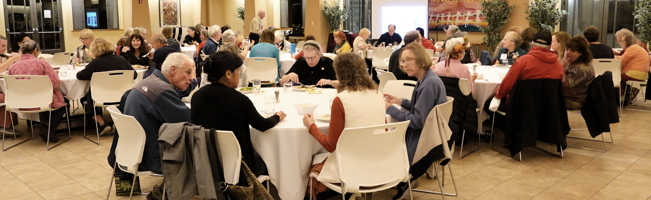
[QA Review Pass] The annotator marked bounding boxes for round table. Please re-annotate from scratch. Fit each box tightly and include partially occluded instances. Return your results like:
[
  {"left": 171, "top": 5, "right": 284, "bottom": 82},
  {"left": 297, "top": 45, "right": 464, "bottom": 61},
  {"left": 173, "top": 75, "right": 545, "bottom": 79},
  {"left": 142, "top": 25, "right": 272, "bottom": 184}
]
[
  {"left": 465, "top": 64, "right": 510, "bottom": 133},
  {"left": 181, "top": 45, "right": 196, "bottom": 58}
]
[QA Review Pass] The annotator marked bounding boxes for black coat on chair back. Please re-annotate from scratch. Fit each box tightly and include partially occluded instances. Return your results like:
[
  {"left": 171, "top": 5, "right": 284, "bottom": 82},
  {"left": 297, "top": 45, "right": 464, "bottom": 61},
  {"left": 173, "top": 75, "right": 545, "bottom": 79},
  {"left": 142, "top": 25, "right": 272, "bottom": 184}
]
[
  {"left": 581, "top": 71, "right": 619, "bottom": 137},
  {"left": 440, "top": 76, "right": 478, "bottom": 136},
  {"left": 504, "top": 79, "right": 570, "bottom": 156}
]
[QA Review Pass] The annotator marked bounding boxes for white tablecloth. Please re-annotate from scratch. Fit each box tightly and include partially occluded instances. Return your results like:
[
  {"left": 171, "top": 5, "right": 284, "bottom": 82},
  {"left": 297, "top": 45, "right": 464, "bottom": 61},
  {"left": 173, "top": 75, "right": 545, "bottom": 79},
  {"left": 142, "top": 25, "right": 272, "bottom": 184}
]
[
  {"left": 181, "top": 45, "right": 196, "bottom": 58},
  {"left": 466, "top": 65, "right": 510, "bottom": 133},
  {"left": 39, "top": 54, "right": 54, "bottom": 64}
]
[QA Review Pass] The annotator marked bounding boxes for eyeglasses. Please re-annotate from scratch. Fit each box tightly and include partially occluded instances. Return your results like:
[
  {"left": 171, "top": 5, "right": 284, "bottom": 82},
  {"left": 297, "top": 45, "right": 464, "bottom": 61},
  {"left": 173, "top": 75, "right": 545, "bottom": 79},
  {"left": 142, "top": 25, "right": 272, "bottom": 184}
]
[
  {"left": 399, "top": 58, "right": 415, "bottom": 65},
  {"left": 79, "top": 37, "right": 91, "bottom": 41},
  {"left": 305, "top": 56, "right": 319, "bottom": 61}
]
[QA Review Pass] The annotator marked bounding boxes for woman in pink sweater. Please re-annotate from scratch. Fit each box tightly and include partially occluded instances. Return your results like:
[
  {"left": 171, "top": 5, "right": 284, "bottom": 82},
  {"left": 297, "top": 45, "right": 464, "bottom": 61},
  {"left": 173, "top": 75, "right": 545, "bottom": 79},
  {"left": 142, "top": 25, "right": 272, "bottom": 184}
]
[
  {"left": 432, "top": 37, "right": 477, "bottom": 91},
  {"left": 615, "top": 29, "right": 650, "bottom": 87}
]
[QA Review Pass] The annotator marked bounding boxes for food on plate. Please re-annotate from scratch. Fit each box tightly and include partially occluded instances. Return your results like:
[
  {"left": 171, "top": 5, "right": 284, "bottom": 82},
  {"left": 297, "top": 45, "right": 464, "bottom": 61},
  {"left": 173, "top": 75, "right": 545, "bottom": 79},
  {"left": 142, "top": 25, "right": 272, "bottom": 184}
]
[
  {"left": 305, "top": 88, "right": 322, "bottom": 94},
  {"left": 239, "top": 87, "right": 253, "bottom": 91}
]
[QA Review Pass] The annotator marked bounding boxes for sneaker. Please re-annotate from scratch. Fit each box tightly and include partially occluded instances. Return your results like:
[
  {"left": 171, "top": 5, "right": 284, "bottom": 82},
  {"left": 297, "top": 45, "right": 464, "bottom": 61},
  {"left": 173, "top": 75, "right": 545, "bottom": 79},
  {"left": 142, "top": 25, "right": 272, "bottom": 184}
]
[
  {"left": 39, "top": 125, "right": 59, "bottom": 143},
  {"left": 98, "top": 122, "right": 113, "bottom": 136},
  {"left": 0, "top": 128, "right": 23, "bottom": 139}
]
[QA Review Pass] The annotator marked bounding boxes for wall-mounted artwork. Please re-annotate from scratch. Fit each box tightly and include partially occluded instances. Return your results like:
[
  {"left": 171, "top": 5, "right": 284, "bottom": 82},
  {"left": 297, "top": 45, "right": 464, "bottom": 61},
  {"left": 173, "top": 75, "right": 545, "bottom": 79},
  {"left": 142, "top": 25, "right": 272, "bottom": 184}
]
[
  {"left": 428, "top": 0, "right": 486, "bottom": 32},
  {"left": 160, "top": 0, "right": 180, "bottom": 27}
]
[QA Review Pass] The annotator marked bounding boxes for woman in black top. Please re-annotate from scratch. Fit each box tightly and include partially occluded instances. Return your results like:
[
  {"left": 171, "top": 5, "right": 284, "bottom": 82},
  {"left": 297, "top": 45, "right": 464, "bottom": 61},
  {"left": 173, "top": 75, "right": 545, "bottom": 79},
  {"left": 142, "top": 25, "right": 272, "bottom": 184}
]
[
  {"left": 191, "top": 51, "right": 287, "bottom": 176},
  {"left": 120, "top": 34, "right": 151, "bottom": 66},
  {"left": 583, "top": 26, "right": 615, "bottom": 59},
  {"left": 77, "top": 38, "right": 137, "bottom": 135},
  {"left": 183, "top": 26, "right": 201, "bottom": 45}
]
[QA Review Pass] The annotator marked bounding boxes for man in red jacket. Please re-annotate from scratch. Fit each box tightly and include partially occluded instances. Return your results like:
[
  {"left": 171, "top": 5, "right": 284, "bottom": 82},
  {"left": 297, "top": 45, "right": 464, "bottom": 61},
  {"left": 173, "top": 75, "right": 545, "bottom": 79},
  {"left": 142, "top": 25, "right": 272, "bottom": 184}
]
[{"left": 488, "top": 30, "right": 564, "bottom": 112}]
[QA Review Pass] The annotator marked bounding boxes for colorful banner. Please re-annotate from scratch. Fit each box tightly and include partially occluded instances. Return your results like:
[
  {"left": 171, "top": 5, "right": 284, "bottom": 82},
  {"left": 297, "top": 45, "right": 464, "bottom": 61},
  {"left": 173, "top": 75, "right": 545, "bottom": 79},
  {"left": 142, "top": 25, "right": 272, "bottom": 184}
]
[{"left": 428, "top": 0, "right": 486, "bottom": 32}]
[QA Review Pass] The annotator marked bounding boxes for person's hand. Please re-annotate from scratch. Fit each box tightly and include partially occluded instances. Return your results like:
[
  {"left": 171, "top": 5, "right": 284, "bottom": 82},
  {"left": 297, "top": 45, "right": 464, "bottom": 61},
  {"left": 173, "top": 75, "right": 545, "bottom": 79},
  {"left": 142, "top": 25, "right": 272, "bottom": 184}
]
[
  {"left": 471, "top": 73, "right": 478, "bottom": 82},
  {"left": 488, "top": 97, "right": 501, "bottom": 112},
  {"left": 287, "top": 73, "right": 300, "bottom": 84},
  {"left": 302, "top": 113, "right": 315, "bottom": 128},
  {"left": 316, "top": 79, "right": 331, "bottom": 86},
  {"left": 275, "top": 111, "right": 287, "bottom": 120},
  {"left": 38, "top": 56, "right": 46, "bottom": 60},
  {"left": 383, "top": 94, "right": 402, "bottom": 105},
  {"left": 385, "top": 101, "right": 393, "bottom": 109},
  {"left": 8, "top": 52, "right": 21, "bottom": 63},
  {"left": 561, "top": 51, "right": 570, "bottom": 67},
  {"left": 431, "top": 57, "right": 439, "bottom": 66},
  {"left": 147, "top": 50, "right": 154, "bottom": 59},
  {"left": 122, "top": 46, "right": 130, "bottom": 53},
  {"left": 193, "top": 41, "right": 199, "bottom": 46}
]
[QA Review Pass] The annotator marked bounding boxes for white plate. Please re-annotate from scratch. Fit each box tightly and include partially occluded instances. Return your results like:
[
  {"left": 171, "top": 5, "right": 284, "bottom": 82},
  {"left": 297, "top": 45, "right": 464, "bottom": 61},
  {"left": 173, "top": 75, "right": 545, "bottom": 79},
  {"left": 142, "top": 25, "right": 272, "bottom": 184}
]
[
  {"left": 293, "top": 85, "right": 315, "bottom": 91},
  {"left": 316, "top": 114, "right": 330, "bottom": 122},
  {"left": 238, "top": 87, "right": 253, "bottom": 94}
]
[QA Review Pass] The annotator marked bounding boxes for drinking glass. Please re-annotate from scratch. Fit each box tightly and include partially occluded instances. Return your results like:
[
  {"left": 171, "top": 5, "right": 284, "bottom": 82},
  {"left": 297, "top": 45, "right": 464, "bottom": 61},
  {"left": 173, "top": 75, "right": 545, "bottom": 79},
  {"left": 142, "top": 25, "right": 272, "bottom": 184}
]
[
  {"left": 59, "top": 66, "right": 68, "bottom": 77},
  {"left": 264, "top": 97, "right": 275, "bottom": 116},
  {"left": 283, "top": 83, "right": 293, "bottom": 93},
  {"left": 252, "top": 79, "right": 262, "bottom": 94}
]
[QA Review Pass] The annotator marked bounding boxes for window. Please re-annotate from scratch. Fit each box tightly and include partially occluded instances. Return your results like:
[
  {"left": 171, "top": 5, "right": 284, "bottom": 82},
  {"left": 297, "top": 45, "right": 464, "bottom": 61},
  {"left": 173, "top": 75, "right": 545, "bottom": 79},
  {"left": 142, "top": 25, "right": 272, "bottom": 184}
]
[
  {"left": 71, "top": 0, "right": 119, "bottom": 30},
  {"left": 344, "top": 0, "right": 371, "bottom": 32}
]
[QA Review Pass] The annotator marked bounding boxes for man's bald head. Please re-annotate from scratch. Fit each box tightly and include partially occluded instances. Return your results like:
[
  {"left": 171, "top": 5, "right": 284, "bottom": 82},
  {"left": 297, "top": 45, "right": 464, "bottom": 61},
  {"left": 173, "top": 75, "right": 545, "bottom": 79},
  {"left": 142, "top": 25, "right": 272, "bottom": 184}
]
[{"left": 404, "top": 30, "right": 422, "bottom": 44}]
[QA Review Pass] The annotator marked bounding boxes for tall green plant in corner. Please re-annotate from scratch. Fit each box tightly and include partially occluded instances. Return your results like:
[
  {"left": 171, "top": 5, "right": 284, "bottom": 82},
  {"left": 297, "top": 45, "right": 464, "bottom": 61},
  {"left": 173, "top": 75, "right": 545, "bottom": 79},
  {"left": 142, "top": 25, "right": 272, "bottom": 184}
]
[
  {"left": 526, "top": 0, "right": 566, "bottom": 32},
  {"left": 635, "top": 0, "right": 651, "bottom": 43},
  {"left": 480, "top": 0, "right": 514, "bottom": 50},
  {"left": 236, "top": 7, "right": 245, "bottom": 21},
  {"left": 322, "top": 1, "right": 347, "bottom": 32}
]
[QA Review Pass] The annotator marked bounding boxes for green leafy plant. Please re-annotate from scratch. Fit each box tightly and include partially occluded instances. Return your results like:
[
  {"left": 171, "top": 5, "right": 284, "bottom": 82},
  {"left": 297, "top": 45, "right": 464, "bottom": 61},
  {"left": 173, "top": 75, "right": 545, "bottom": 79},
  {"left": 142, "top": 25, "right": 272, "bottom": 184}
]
[
  {"left": 526, "top": 0, "right": 567, "bottom": 32},
  {"left": 480, "top": 0, "right": 514, "bottom": 50},
  {"left": 635, "top": 0, "right": 651, "bottom": 43},
  {"left": 321, "top": 1, "right": 347, "bottom": 32},
  {"left": 236, "top": 7, "right": 245, "bottom": 21}
]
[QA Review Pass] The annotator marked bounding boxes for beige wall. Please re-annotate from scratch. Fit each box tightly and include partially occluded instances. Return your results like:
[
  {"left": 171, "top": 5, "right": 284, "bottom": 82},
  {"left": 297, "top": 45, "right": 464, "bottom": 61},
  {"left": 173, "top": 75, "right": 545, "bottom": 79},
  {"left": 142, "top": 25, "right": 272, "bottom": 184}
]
[
  {"left": 61, "top": 0, "right": 132, "bottom": 52},
  {"left": 133, "top": 0, "right": 152, "bottom": 33},
  {"left": 223, "top": 0, "right": 246, "bottom": 32}
]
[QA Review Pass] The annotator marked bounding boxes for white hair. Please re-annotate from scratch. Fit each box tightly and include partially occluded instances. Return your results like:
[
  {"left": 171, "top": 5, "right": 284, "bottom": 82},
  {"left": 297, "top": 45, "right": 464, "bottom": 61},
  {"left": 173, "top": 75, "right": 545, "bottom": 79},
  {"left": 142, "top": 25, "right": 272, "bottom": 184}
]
[
  {"left": 161, "top": 53, "right": 194, "bottom": 74},
  {"left": 274, "top": 31, "right": 285, "bottom": 40},
  {"left": 207, "top": 25, "right": 222, "bottom": 37},
  {"left": 222, "top": 29, "right": 236, "bottom": 43},
  {"left": 444, "top": 37, "right": 466, "bottom": 55}
]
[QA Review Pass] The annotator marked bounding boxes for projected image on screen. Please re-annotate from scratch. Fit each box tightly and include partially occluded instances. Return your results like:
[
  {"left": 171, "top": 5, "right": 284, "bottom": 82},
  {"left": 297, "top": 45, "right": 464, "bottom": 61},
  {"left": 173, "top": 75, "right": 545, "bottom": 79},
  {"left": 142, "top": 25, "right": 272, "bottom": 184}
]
[
  {"left": 380, "top": 6, "right": 428, "bottom": 42},
  {"left": 86, "top": 12, "right": 98, "bottom": 28}
]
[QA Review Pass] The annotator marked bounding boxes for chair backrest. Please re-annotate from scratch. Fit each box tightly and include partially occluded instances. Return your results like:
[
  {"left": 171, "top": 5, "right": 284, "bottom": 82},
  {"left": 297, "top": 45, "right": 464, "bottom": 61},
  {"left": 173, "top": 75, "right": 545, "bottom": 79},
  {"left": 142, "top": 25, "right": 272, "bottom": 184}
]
[
  {"left": 425, "top": 49, "right": 434, "bottom": 58},
  {"left": 213, "top": 130, "right": 243, "bottom": 185},
  {"left": 419, "top": 96, "right": 455, "bottom": 162},
  {"left": 296, "top": 41, "right": 306, "bottom": 52},
  {"left": 376, "top": 68, "right": 397, "bottom": 91},
  {"left": 245, "top": 57, "right": 278, "bottom": 83},
  {"left": 383, "top": 80, "right": 417, "bottom": 100},
  {"left": 107, "top": 105, "right": 146, "bottom": 174},
  {"left": 333, "top": 121, "right": 411, "bottom": 193},
  {"left": 51, "top": 52, "right": 73, "bottom": 66},
  {"left": 459, "top": 78, "right": 471, "bottom": 96},
  {"left": 372, "top": 48, "right": 393, "bottom": 70},
  {"left": 4, "top": 75, "right": 54, "bottom": 112},
  {"left": 90, "top": 70, "right": 135, "bottom": 107},
  {"left": 592, "top": 59, "right": 621, "bottom": 87}
]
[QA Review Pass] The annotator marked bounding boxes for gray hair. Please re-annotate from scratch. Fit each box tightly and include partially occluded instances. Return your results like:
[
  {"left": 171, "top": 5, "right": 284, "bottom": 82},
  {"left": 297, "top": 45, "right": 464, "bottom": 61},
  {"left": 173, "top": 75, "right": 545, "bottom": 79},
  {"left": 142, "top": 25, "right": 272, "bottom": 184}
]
[
  {"left": 222, "top": 29, "right": 236, "bottom": 43},
  {"left": 207, "top": 25, "right": 222, "bottom": 37},
  {"left": 530, "top": 42, "right": 549, "bottom": 49},
  {"left": 303, "top": 41, "right": 322, "bottom": 56},
  {"left": 274, "top": 31, "right": 285, "bottom": 40},
  {"left": 452, "top": 31, "right": 468, "bottom": 38},
  {"left": 161, "top": 53, "right": 195, "bottom": 74},
  {"left": 404, "top": 30, "right": 421, "bottom": 44}
]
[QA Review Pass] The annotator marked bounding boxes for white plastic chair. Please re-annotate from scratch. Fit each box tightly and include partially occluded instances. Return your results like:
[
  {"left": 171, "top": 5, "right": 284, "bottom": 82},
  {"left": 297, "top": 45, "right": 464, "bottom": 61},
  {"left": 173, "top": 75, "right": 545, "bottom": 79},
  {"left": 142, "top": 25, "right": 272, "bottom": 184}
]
[
  {"left": 592, "top": 59, "right": 622, "bottom": 116},
  {"left": 51, "top": 52, "right": 73, "bottom": 66},
  {"left": 372, "top": 48, "right": 393, "bottom": 70},
  {"left": 105, "top": 105, "right": 152, "bottom": 200},
  {"left": 375, "top": 68, "right": 397, "bottom": 91},
  {"left": 456, "top": 78, "right": 481, "bottom": 159},
  {"left": 383, "top": 80, "right": 417, "bottom": 100},
  {"left": 309, "top": 121, "right": 413, "bottom": 200},
  {"left": 213, "top": 130, "right": 270, "bottom": 188},
  {"left": 296, "top": 41, "right": 306, "bottom": 52},
  {"left": 84, "top": 70, "right": 135, "bottom": 145},
  {"left": 425, "top": 49, "right": 435, "bottom": 58},
  {"left": 2, "top": 75, "right": 72, "bottom": 151},
  {"left": 245, "top": 57, "right": 278, "bottom": 85}
]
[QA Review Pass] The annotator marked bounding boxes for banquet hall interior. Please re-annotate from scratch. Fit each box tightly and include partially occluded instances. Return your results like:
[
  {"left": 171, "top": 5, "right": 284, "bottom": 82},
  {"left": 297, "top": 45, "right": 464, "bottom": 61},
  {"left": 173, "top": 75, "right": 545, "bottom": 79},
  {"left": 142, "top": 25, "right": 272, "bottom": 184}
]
[{"left": 1, "top": 0, "right": 651, "bottom": 199}]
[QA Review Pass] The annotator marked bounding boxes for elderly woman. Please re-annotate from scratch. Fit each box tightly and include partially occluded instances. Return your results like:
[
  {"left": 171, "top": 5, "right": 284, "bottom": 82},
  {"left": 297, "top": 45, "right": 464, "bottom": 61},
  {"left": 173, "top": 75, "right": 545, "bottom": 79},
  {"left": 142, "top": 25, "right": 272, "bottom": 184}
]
[
  {"left": 116, "top": 28, "right": 134, "bottom": 55},
  {"left": 196, "top": 30, "right": 209, "bottom": 56},
  {"left": 352, "top": 28, "right": 373, "bottom": 58},
  {"left": 302, "top": 52, "right": 385, "bottom": 199},
  {"left": 8, "top": 40, "right": 66, "bottom": 142},
  {"left": 77, "top": 38, "right": 136, "bottom": 135},
  {"left": 294, "top": 35, "right": 326, "bottom": 60},
  {"left": 551, "top": 31, "right": 570, "bottom": 60},
  {"left": 183, "top": 26, "right": 201, "bottom": 45},
  {"left": 438, "top": 32, "right": 476, "bottom": 64},
  {"left": 432, "top": 37, "right": 477, "bottom": 91},
  {"left": 191, "top": 51, "right": 286, "bottom": 176},
  {"left": 0, "top": 36, "right": 20, "bottom": 131},
  {"left": 332, "top": 30, "right": 351, "bottom": 54},
  {"left": 222, "top": 29, "right": 252, "bottom": 60},
  {"left": 495, "top": 31, "right": 527, "bottom": 65},
  {"left": 583, "top": 26, "right": 614, "bottom": 59},
  {"left": 72, "top": 29, "right": 95, "bottom": 64},
  {"left": 436, "top": 25, "right": 462, "bottom": 53},
  {"left": 274, "top": 31, "right": 291, "bottom": 51},
  {"left": 561, "top": 36, "right": 595, "bottom": 110},
  {"left": 250, "top": 29, "right": 282, "bottom": 81},
  {"left": 200, "top": 43, "right": 248, "bottom": 88},
  {"left": 120, "top": 34, "right": 151, "bottom": 66},
  {"left": 615, "top": 29, "right": 650, "bottom": 91},
  {"left": 280, "top": 41, "right": 338, "bottom": 88}
]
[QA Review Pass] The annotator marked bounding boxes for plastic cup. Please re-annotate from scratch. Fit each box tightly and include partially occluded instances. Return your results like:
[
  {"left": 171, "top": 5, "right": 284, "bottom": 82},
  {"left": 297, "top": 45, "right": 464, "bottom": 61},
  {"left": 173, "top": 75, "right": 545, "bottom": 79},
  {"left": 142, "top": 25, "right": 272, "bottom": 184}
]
[{"left": 252, "top": 79, "right": 262, "bottom": 94}]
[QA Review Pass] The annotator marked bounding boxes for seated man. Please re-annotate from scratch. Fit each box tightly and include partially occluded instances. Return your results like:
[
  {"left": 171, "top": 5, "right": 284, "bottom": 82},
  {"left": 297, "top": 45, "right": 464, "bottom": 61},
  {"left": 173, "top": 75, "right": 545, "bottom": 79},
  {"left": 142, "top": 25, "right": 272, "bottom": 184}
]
[
  {"left": 122, "top": 52, "right": 196, "bottom": 174},
  {"left": 147, "top": 34, "right": 181, "bottom": 76},
  {"left": 388, "top": 30, "right": 421, "bottom": 81},
  {"left": 486, "top": 30, "right": 564, "bottom": 128},
  {"left": 280, "top": 42, "right": 339, "bottom": 88}
]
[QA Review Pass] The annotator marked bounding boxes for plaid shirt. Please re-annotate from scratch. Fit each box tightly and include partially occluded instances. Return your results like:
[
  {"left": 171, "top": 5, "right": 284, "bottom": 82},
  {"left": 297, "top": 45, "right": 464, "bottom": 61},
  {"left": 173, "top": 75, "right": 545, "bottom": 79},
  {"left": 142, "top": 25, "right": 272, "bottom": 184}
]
[{"left": 73, "top": 45, "right": 93, "bottom": 64}]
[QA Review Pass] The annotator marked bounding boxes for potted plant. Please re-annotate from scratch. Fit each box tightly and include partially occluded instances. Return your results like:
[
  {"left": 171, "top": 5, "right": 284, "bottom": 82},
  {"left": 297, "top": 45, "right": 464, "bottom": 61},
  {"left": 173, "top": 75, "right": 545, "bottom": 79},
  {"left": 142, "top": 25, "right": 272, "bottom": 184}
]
[
  {"left": 236, "top": 7, "right": 245, "bottom": 21},
  {"left": 321, "top": 1, "right": 347, "bottom": 32},
  {"left": 480, "top": 0, "right": 514, "bottom": 50},
  {"left": 526, "top": 0, "right": 567, "bottom": 32},
  {"left": 635, "top": 0, "right": 651, "bottom": 47}
]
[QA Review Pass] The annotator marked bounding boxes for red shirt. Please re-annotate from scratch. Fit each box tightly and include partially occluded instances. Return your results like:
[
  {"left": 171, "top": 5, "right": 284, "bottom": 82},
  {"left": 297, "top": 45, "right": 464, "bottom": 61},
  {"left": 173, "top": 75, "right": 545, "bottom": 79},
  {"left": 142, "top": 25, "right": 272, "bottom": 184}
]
[
  {"left": 496, "top": 47, "right": 564, "bottom": 99},
  {"left": 8, "top": 54, "right": 66, "bottom": 108},
  {"left": 421, "top": 37, "right": 436, "bottom": 50}
]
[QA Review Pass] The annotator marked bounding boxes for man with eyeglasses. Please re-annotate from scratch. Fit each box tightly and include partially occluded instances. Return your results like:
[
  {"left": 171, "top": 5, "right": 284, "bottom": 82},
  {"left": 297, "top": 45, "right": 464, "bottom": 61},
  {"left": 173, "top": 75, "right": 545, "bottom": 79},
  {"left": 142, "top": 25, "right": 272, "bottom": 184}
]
[
  {"left": 72, "top": 29, "right": 95, "bottom": 64},
  {"left": 280, "top": 41, "right": 339, "bottom": 88},
  {"left": 388, "top": 30, "right": 422, "bottom": 81}
]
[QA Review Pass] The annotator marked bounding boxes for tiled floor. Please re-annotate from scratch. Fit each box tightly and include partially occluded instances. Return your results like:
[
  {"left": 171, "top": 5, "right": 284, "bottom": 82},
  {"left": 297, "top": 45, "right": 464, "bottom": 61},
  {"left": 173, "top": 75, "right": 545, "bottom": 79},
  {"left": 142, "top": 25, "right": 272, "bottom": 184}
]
[{"left": 1, "top": 99, "right": 651, "bottom": 199}]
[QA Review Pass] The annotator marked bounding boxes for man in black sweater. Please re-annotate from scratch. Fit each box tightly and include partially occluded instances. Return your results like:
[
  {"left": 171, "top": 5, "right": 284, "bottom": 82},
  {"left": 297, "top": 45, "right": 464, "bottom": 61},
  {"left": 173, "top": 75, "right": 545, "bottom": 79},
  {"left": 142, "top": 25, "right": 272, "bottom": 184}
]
[
  {"left": 376, "top": 24, "right": 403, "bottom": 47},
  {"left": 388, "top": 30, "right": 420, "bottom": 81}
]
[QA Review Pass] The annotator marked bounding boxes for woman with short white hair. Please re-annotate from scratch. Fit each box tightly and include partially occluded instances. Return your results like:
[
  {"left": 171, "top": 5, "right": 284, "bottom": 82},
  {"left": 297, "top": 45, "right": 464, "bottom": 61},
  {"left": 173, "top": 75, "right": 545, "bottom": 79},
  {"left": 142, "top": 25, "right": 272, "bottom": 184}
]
[
  {"left": 274, "top": 31, "right": 291, "bottom": 51},
  {"left": 73, "top": 29, "right": 95, "bottom": 64}
]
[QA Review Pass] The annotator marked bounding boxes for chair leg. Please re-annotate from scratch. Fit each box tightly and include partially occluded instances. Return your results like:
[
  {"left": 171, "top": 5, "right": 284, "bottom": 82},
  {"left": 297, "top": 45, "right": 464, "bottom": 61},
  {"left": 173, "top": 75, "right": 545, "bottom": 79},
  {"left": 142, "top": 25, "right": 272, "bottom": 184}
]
[
  {"left": 46, "top": 107, "right": 72, "bottom": 151},
  {"left": 309, "top": 177, "right": 313, "bottom": 200},
  {"left": 162, "top": 183, "right": 166, "bottom": 200},
  {"left": 129, "top": 171, "right": 138, "bottom": 200},
  {"left": 2, "top": 110, "right": 34, "bottom": 151},
  {"left": 106, "top": 162, "right": 117, "bottom": 200},
  {"left": 433, "top": 164, "right": 445, "bottom": 200},
  {"left": 83, "top": 105, "right": 100, "bottom": 145},
  {"left": 406, "top": 178, "right": 414, "bottom": 200}
]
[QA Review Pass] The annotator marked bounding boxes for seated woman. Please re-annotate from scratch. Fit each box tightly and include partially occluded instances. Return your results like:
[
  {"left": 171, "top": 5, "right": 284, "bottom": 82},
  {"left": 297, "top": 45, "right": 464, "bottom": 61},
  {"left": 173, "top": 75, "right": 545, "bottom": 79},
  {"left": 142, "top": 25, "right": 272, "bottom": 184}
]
[
  {"left": 77, "top": 38, "right": 137, "bottom": 135},
  {"left": 562, "top": 36, "right": 595, "bottom": 110},
  {"left": 120, "top": 34, "right": 151, "bottom": 66},
  {"left": 222, "top": 29, "right": 253, "bottom": 60},
  {"left": 352, "top": 29, "right": 373, "bottom": 58},
  {"left": 294, "top": 35, "right": 326, "bottom": 60},
  {"left": 432, "top": 37, "right": 477, "bottom": 91},
  {"left": 302, "top": 52, "right": 385, "bottom": 199},
  {"left": 274, "top": 31, "right": 291, "bottom": 51},
  {"left": 200, "top": 43, "right": 248, "bottom": 88},
  {"left": 494, "top": 31, "right": 527, "bottom": 65},
  {"left": 332, "top": 30, "right": 351, "bottom": 55},
  {"left": 191, "top": 51, "right": 287, "bottom": 176},
  {"left": 72, "top": 29, "right": 95, "bottom": 64},
  {"left": 551, "top": 31, "right": 570, "bottom": 60},
  {"left": 437, "top": 32, "right": 476, "bottom": 64},
  {"left": 249, "top": 30, "right": 282, "bottom": 81},
  {"left": 280, "top": 42, "right": 339, "bottom": 88},
  {"left": 183, "top": 26, "right": 201, "bottom": 45},
  {"left": 8, "top": 40, "right": 66, "bottom": 142},
  {"left": 0, "top": 35, "right": 20, "bottom": 132},
  {"left": 115, "top": 28, "right": 134, "bottom": 56},
  {"left": 384, "top": 42, "right": 447, "bottom": 199},
  {"left": 615, "top": 28, "right": 650, "bottom": 90}
]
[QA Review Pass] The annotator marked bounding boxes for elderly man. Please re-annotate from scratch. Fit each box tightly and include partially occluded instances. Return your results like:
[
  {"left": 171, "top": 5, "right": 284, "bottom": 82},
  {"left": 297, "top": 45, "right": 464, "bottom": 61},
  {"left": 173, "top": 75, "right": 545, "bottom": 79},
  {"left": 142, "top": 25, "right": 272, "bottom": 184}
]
[
  {"left": 249, "top": 10, "right": 266, "bottom": 45},
  {"left": 388, "top": 30, "right": 421, "bottom": 81},
  {"left": 376, "top": 24, "right": 402, "bottom": 47},
  {"left": 202, "top": 25, "right": 222, "bottom": 56},
  {"left": 280, "top": 41, "right": 338, "bottom": 88},
  {"left": 147, "top": 34, "right": 180, "bottom": 77},
  {"left": 122, "top": 52, "right": 196, "bottom": 174},
  {"left": 416, "top": 27, "right": 435, "bottom": 50}
]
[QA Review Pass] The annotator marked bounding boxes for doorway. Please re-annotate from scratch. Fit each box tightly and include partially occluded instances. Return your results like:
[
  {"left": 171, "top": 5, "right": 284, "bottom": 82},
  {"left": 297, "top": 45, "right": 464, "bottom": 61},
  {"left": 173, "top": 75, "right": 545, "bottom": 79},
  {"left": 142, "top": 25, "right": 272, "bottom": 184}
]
[{"left": 4, "top": 0, "right": 65, "bottom": 54}]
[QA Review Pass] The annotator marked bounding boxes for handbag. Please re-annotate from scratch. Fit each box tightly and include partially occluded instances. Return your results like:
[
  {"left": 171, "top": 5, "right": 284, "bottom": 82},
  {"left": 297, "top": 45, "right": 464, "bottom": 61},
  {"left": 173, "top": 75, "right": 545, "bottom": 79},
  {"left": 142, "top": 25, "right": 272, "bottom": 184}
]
[{"left": 113, "top": 170, "right": 141, "bottom": 196}]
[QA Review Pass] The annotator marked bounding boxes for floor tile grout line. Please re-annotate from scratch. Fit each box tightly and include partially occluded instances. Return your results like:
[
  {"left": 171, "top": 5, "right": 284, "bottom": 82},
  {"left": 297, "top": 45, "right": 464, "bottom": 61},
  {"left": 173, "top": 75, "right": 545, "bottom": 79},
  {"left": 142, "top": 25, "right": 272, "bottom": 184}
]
[{"left": 586, "top": 153, "right": 648, "bottom": 199}]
